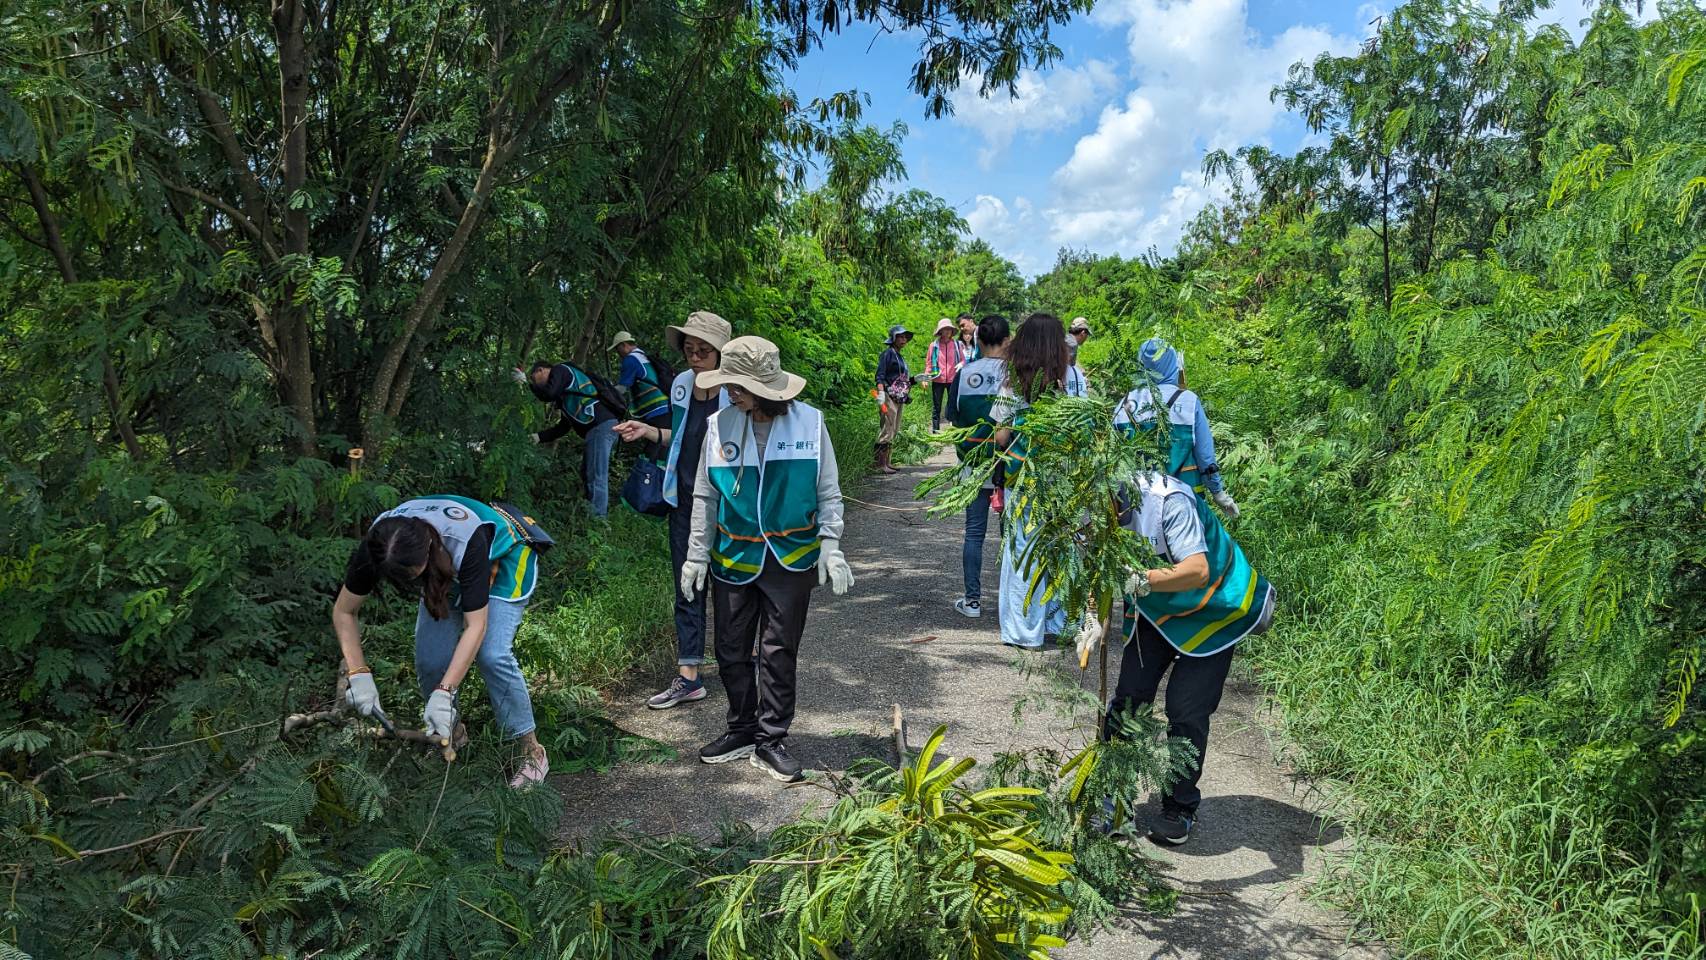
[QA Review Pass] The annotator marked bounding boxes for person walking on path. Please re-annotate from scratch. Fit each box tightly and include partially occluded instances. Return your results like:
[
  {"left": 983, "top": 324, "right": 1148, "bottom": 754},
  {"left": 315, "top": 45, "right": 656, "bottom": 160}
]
[
  {"left": 947, "top": 314, "right": 1010, "bottom": 620},
  {"left": 1113, "top": 338, "right": 1240, "bottom": 519},
  {"left": 1100, "top": 470, "right": 1274, "bottom": 845},
  {"left": 680, "top": 337, "right": 855, "bottom": 783},
  {"left": 1069, "top": 316, "right": 1091, "bottom": 349},
  {"left": 925, "top": 318, "right": 969, "bottom": 432},
  {"left": 521, "top": 360, "right": 622, "bottom": 517},
  {"left": 614, "top": 312, "right": 732, "bottom": 710},
  {"left": 994, "top": 313, "right": 1072, "bottom": 649},
  {"left": 331, "top": 495, "right": 552, "bottom": 788},
  {"left": 874, "top": 324, "right": 913, "bottom": 475},
  {"left": 1065, "top": 334, "right": 1089, "bottom": 398},
  {"left": 609, "top": 331, "right": 672, "bottom": 428},
  {"left": 957, "top": 313, "right": 980, "bottom": 360}
]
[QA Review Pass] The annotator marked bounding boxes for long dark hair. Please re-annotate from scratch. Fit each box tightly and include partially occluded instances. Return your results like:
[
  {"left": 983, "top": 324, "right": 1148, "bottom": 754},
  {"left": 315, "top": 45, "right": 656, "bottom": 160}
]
[
  {"left": 364, "top": 516, "right": 457, "bottom": 620},
  {"left": 754, "top": 396, "right": 793, "bottom": 418},
  {"left": 1006, "top": 313, "right": 1068, "bottom": 402}
]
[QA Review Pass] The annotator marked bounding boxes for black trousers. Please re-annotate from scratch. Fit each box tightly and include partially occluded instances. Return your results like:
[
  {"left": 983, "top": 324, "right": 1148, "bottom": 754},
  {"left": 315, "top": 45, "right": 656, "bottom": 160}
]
[
  {"left": 667, "top": 505, "right": 709, "bottom": 665},
  {"left": 1105, "top": 613, "right": 1235, "bottom": 816},
  {"left": 713, "top": 561, "right": 815, "bottom": 743},
  {"left": 931, "top": 381, "right": 950, "bottom": 429}
]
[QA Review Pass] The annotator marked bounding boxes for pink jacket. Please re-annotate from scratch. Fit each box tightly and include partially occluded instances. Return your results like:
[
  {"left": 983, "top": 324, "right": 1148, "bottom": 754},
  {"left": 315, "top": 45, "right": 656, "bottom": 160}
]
[{"left": 926, "top": 338, "right": 967, "bottom": 384}]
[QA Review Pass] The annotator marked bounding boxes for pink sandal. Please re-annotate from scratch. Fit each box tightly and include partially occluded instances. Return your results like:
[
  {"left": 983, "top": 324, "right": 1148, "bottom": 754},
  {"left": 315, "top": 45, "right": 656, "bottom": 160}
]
[{"left": 507, "top": 749, "right": 550, "bottom": 789}]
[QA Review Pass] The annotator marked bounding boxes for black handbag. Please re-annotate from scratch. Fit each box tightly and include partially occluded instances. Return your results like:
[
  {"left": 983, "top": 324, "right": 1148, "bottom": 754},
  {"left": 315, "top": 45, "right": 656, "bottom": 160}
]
[
  {"left": 621, "top": 457, "right": 671, "bottom": 517},
  {"left": 489, "top": 502, "right": 556, "bottom": 553}
]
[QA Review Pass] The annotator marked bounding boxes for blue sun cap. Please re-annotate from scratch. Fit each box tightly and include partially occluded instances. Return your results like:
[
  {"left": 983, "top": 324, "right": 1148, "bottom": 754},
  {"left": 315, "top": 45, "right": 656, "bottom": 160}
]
[{"left": 1139, "top": 338, "right": 1184, "bottom": 384}]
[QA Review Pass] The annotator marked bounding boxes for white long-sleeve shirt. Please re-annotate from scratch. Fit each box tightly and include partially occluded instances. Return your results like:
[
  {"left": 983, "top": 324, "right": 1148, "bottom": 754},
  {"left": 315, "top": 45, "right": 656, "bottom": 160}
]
[{"left": 686, "top": 414, "right": 845, "bottom": 566}]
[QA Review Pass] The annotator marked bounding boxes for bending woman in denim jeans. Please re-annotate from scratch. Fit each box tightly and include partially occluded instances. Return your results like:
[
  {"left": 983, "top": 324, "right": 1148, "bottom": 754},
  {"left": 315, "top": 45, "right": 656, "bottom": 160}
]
[{"left": 331, "top": 496, "right": 550, "bottom": 789}]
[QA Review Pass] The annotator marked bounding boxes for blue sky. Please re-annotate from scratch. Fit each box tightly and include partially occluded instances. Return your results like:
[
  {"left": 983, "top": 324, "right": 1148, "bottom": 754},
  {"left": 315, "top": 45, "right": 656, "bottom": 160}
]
[{"left": 788, "top": 0, "right": 1605, "bottom": 277}]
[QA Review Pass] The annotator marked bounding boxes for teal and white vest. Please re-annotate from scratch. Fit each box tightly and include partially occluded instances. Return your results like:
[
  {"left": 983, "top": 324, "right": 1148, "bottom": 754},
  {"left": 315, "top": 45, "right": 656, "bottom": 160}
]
[
  {"left": 662, "top": 369, "right": 729, "bottom": 508},
  {"left": 704, "top": 401, "right": 823, "bottom": 583},
  {"left": 1114, "top": 384, "right": 1204, "bottom": 491},
  {"left": 1122, "top": 474, "right": 1269, "bottom": 657},
  {"left": 952, "top": 357, "right": 1007, "bottom": 466},
  {"left": 556, "top": 364, "right": 602, "bottom": 425},
  {"left": 374, "top": 495, "right": 538, "bottom": 605},
  {"left": 1066, "top": 364, "right": 1088, "bottom": 398}
]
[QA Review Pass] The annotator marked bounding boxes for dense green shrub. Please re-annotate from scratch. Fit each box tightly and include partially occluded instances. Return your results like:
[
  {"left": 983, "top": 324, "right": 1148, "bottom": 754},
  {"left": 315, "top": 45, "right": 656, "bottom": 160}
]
[{"left": 1031, "top": 3, "right": 1706, "bottom": 955}]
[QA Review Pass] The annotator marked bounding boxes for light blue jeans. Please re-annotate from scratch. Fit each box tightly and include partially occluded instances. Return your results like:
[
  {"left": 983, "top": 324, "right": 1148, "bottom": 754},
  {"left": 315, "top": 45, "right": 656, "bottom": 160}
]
[
  {"left": 414, "top": 598, "right": 535, "bottom": 738},
  {"left": 583, "top": 418, "right": 618, "bottom": 517},
  {"left": 998, "top": 505, "right": 1065, "bottom": 649}
]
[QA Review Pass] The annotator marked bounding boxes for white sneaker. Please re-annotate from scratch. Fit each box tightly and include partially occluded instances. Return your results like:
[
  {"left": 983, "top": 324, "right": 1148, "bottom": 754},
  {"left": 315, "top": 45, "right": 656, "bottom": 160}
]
[{"left": 954, "top": 598, "right": 982, "bottom": 619}]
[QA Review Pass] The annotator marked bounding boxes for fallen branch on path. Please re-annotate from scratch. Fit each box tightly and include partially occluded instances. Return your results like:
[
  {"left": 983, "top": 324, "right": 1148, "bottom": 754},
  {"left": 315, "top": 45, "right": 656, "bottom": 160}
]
[
  {"left": 892, "top": 703, "right": 909, "bottom": 767},
  {"left": 281, "top": 706, "right": 457, "bottom": 763}
]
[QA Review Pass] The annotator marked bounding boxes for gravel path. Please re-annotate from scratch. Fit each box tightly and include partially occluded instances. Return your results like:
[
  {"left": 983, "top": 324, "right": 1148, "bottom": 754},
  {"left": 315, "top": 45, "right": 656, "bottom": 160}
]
[{"left": 553, "top": 447, "right": 1384, "bottom": 960}]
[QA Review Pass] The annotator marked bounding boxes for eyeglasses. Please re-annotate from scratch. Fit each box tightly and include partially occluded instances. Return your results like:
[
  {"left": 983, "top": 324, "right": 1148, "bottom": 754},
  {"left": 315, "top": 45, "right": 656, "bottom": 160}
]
[
  {"left": 725, "top": 385, "right": 750, "bottom": 400},
  {"left": 682, "top": 342, "right": 717, "bottom": 358}
]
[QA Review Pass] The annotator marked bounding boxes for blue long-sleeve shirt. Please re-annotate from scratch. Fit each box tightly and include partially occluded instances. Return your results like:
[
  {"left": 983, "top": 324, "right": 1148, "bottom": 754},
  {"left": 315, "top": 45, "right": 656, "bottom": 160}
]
[{"left": 1189, "top": 398, "right": 1224, "bottom": 495}]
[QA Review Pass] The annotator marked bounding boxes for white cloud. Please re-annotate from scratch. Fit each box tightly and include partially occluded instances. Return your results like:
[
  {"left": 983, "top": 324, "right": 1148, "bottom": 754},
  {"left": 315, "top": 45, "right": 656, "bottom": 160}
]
[
  {"left": 962, "top": 194, "right": 1045, "bottom": 274},
  {"left": 1040, "top": 0, "right": 1358, "bottom": 255},
  {"left": 950, "top": 61, "right": 1119, "bottom": 166}
]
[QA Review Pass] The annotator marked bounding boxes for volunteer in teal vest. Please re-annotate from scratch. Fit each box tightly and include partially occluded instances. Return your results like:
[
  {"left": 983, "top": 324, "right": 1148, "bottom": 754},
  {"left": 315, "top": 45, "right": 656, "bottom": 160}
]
[
  {"left": 521, "top": 360, "right": 621, "bottom": 518},
  {"left": 948, "top": 314, "right": 1009, "bottom": 620},
  {"left": 680, "top": 336, "right": 854, "bottom": 784},
  {"left": 609, "top": 331, "right": 672, "bottom": 427},
  {"left": 330, "top": 496, "right": 551, "bottom": 789},
  {"left": 1112, "top": 338, "right": 1240, "bottom": 518},
  {"left": 614, "top": 311, "right": 732, "bottom": 710},
  {"left": 1103, "top": 471, "right": 1274, "bottom": 845}
]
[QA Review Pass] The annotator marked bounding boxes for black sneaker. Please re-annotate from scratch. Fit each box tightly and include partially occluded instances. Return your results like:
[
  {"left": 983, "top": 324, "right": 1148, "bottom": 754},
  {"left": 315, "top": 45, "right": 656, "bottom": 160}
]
[
  {"left": 1147, "top": 808, "right": 1194, "bottom": 846},
  {"left": 699, "top": 731, "right": 757, "bottom": 764},
  {"left": 751, "top": 740, "right": 804, "bottom": 783}
]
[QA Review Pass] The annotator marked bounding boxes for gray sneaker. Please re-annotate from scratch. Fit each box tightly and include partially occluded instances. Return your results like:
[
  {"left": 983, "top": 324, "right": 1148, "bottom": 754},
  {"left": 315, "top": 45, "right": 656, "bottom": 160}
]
[
  {"left": 647, "top": 675, "right": 707, "bottom": 710},
  {"left": 954, "top": 598, "right": 983, "bottom": 619}
]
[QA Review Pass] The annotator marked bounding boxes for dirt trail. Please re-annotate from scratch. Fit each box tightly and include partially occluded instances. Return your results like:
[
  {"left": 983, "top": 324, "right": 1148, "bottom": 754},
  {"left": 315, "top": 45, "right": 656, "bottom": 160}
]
[{"left": 553, "top": 447, "right": 1384, "bottom": 960}]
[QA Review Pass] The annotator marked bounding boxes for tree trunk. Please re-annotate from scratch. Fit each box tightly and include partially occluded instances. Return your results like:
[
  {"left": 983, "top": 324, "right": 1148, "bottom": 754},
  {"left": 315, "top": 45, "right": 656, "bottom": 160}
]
[
  {"left": 19, "top": 164, "right": 145, "bottom": 461},
  {"left": 1379, "top": 155, "right": 1394, "bottom": 313},
  {"left": 273, "top": 0, "right": 319, "bottom": 455}
]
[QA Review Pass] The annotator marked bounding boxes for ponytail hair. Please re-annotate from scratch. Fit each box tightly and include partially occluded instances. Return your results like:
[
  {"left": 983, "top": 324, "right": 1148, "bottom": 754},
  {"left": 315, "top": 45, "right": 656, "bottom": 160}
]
[{"left": 363, "top": 516, "right": 457, "bottom": 620}]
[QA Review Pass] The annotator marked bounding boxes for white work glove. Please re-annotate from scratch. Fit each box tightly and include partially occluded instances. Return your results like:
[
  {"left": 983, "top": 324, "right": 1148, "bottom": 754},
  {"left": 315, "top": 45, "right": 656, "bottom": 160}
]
[
  {"left": 345, "top": 670, "right": 384, "bottom": 719},
  {"left": 511, "top": 367, "right": 528, "bottom": 384},
  {"left": 1074, "top": 612, "right": 1104, "bottom": 669},
  {"left": 1212, "top": 490, "right": 1240, "bottom": 520},
  {"left": 1124, "top": 569, "right": 1152, "bottom": 599},
  {"left": 817, "top": 539, "right": 855, "bottom": 595},
  {"left": 423, "top": 688, "right": 458, "bottom": 741},
  {"left": 679, "top": 559, "right": 708, "bottom": 601},
  {"left": 529, "top": 432, "right": 542, "bottom": 445}
]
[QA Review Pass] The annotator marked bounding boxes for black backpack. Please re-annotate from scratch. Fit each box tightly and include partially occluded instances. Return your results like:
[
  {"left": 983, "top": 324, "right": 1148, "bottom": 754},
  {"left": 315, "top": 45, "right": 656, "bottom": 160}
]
[
  {"left": 558, "top": 363, "right": 629, "bottom": 420},
  {"left": 643, "top": 349, "right": 679, "bottom": 396}
]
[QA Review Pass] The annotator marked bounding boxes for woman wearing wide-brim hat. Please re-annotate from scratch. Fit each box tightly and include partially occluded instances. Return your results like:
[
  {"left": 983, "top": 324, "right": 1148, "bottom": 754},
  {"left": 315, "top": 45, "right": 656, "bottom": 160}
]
[
  {"left": 614, "top": 311, "right": 733, "bottom": 710},
  {"left": 874, "top": 324, "right": 914, "bottom": 474},
  {"left": 678, "top": 336, "right": 855, "bottom": 783}
]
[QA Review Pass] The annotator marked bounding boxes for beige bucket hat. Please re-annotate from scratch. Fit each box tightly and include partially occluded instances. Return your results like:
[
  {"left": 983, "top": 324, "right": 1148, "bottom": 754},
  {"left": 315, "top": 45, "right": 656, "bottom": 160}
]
[
  {"left": 607, "top": 330, "right": 637, "bottom": 351},
  {"left": 1069, "top": 316, "right": 1091, "bottom": 334},
  {"left": 665, "top": 310, "right": 733, "bottom": 355},
  {"left": 694, "top": 336, "right": 805, "bottom": 401},
  {"left": 934, "top": 317, "right": 956, "bottom": 335}
]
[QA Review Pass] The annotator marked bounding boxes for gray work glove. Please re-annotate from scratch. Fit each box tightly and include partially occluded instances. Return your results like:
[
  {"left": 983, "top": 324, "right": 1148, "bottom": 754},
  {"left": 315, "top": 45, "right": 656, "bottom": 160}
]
[
  {"left": 817, "top": 539, "right": 855, "bottom": 596},
  {"left": 679, "top": 559, "right": 708, "bottom": 602},
  {"left": 1124, "top": 569, "right": 1152, "bottom": 599},
  {"left": 346, "top": 670, "right": 384, "bottom": 718},
  {"left": 1212, "top": 490, "right": 1240, "bottom": 520},
  {"left": 423, "top": 688, "right": 458, "bottom": 741}
]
